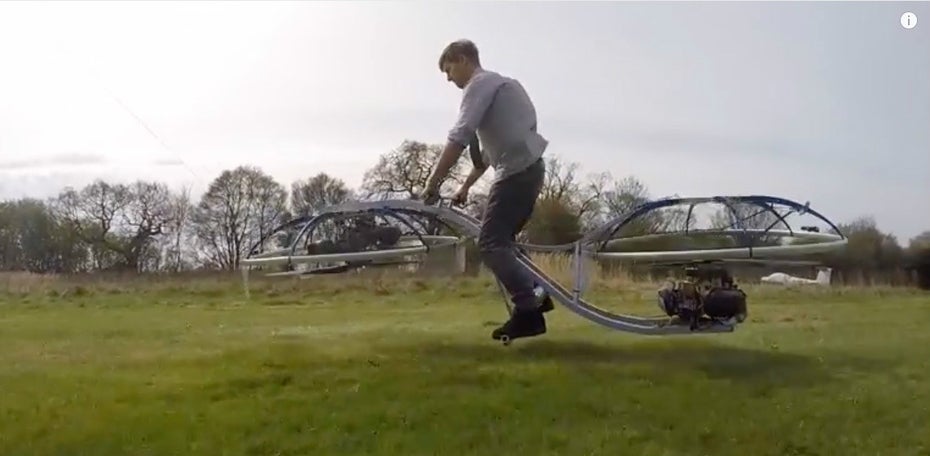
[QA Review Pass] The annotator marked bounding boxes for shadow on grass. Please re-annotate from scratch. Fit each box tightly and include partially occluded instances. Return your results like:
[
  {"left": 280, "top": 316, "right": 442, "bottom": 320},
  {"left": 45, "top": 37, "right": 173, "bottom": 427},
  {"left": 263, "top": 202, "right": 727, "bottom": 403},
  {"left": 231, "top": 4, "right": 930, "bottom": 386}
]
[
  {"left": 179, "top": 332, "right": 899, "bottom": 406},
  {"left": 403, "top": 338, "right": 895, "bottom": 390}
]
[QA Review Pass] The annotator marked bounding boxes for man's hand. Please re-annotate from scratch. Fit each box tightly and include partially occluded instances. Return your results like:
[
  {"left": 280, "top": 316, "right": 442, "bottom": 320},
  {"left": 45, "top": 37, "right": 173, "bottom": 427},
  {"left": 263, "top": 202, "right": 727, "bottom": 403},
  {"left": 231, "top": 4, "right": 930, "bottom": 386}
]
[
  {"left": 419, "top": 140, "right": 466, "bottom": 205},
  {"left": 451, "top": 186, "right": 469, "bottom": 207},
  {"left": 418, "top": 181, "right": 441, "bottom": 205},
  {"left": 450, "top": 161, "right": 486, "bottom": 207}
]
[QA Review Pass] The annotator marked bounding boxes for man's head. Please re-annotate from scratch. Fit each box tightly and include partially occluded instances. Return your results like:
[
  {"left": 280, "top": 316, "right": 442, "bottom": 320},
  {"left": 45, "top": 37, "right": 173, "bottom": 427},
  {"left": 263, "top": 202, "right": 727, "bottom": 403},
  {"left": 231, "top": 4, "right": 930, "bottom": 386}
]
[{"left": 438, "top": 39, "right": 481, "bottom": 89}]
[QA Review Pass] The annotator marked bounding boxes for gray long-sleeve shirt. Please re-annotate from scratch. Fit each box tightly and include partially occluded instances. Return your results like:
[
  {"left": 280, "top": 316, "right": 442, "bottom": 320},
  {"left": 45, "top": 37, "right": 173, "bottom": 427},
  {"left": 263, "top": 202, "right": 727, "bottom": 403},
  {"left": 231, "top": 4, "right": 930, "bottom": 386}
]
[{"left": 447, "top": 69, "right": 548, "bottom": 182}]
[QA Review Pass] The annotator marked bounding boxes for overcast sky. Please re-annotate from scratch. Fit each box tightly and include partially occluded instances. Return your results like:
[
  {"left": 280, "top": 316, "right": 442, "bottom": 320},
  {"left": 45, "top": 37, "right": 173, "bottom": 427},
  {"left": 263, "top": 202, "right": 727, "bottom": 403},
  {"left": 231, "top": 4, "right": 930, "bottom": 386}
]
[{"left": 1, "top": 1, "right": 928, "bottom": 241}]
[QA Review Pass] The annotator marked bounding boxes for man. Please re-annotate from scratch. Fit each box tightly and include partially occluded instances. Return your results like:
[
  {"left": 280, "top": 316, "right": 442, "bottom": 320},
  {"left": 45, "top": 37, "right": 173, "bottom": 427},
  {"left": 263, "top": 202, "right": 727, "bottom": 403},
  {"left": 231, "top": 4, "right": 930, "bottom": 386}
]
[{"left": 419, "top": 39, "right": 552, "bottom": 342}]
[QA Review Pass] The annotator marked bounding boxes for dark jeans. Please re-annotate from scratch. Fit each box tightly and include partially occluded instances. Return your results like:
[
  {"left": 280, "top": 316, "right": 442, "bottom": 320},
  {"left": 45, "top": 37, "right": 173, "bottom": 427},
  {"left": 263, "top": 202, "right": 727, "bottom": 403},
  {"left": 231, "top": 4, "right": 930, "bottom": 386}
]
[{"left": 478, "top": 158, "right": 545, "bottom": 311}]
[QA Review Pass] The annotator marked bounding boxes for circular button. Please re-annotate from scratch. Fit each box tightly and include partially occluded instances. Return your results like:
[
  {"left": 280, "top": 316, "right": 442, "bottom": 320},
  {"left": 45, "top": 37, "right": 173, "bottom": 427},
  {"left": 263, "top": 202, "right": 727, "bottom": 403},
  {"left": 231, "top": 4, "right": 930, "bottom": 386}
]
[{"left": 901, "top": 12, "right": 917, "bottom": 29}]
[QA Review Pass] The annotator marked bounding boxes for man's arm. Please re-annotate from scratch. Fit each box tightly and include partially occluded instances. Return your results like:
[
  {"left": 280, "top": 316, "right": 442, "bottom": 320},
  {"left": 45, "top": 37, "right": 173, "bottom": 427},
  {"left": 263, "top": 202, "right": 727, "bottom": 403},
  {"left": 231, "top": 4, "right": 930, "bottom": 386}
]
[
  {"left": 426, "top": 73, "right": 499, "bottom": 189},
  {"left": 425, "top": 141, "right": 466, "bottom": 191},
  {"left": 461, "top": 165, "right": 486, "bottom": 191}
]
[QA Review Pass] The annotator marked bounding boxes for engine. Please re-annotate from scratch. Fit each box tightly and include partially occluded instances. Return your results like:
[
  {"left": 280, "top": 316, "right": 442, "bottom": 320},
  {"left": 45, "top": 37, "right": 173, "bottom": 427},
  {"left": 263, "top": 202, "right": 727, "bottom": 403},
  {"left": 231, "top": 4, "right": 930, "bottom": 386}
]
[{"left": 657, "top": 265, "right": 748, "bottom": 329}]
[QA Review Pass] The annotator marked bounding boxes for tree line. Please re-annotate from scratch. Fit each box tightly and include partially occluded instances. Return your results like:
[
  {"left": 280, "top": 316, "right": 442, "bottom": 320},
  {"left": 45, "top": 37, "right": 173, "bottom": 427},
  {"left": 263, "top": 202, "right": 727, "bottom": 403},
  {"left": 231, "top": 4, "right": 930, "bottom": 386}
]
[{"left": 1, "top": 139, "right": 928, "bottom": 288}]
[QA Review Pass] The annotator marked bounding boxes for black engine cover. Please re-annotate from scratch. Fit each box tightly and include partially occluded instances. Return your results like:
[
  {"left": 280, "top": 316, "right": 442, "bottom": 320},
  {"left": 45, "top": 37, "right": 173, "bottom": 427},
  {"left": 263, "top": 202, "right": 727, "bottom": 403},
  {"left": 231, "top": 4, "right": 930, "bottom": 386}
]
[
  {"left": 703, "top": 287, "right": 747, "bottom": 322},
  {"left": 657, "top": 279, "right": 748, "bottom": 325}
]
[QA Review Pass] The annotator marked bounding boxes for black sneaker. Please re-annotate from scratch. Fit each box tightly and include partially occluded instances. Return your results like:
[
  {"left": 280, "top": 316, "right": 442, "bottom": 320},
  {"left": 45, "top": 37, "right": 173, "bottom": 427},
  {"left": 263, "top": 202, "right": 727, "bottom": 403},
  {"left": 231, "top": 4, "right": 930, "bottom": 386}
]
[{"left": 491, "top": 308, "right": 547, "bottom": 344}]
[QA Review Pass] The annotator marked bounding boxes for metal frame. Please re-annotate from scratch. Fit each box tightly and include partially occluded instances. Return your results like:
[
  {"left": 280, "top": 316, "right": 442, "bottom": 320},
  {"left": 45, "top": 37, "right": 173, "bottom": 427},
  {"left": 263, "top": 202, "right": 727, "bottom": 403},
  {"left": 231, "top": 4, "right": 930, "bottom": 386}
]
[{"left": 241, "top": 195, "right": 848, "bottom": 336}]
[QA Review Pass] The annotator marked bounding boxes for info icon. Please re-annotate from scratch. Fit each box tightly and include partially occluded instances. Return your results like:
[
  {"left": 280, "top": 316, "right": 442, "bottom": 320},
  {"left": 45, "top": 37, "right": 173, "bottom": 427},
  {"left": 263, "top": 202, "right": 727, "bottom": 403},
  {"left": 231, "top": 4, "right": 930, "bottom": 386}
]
[{"left": 901, "top": 12, "right": 917, "bottom": 29}]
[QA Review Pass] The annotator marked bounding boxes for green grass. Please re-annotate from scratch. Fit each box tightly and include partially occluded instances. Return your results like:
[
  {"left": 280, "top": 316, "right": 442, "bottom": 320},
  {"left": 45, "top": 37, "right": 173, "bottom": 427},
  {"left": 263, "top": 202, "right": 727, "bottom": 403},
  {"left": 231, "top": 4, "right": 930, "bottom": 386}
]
[{"left": 1, "top": 271, "right": 929, "bottom": 455}]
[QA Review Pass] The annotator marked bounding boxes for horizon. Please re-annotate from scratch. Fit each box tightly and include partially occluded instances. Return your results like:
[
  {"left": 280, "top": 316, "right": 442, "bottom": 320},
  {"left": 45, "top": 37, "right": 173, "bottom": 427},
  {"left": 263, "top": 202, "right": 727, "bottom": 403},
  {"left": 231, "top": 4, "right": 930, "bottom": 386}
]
[{"left": 1, "top": 1, "right": 928, "bottom": 242}]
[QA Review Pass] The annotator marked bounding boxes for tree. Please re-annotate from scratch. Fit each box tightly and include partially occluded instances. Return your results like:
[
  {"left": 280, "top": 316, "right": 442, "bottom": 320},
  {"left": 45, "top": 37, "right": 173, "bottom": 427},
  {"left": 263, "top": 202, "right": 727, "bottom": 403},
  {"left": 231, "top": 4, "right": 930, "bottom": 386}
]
[
  {"left": 586, "top": 174, "right": 650, "bottom": 221},
  {"left": 910, "top": 231, "right": 930, "bottom": 251},
  {"left": 290, "top": 173, "right": 353, "bottom": 217},
  {"left": 539, "top": 156, "right": 600, "bottom": 229},
  {"left": 359, "top": 140, "right": 467, "bottom": 200},
  {"left": 582, "top": 173, "right": 684, "bottom": 237},
  {"left": 116, "top": 181, "right": 175, "bottom": 271},
  {"left": 523, "top": 196, "right": 582, "bottom": 245},
  {"left": 907, "top": 234, "right": 930, "bottom": 290},
  {"left": 191, "top": 166, "right": 289, "bottom": 270},
  {"left": 53, "top": 180, "right": 131, "bottom": 270},
  {"left": 158, "top": 185, "right": 196, "bottom": 272},
  {"left": 0, "top": 198, "right": 87, "bottom": 273},
  {"left": 50, "top": 179, "right": 176, "bottom": 271},
  {"left": 818, "top": 216, "right": 910, "bottom": 284},
  {"left": 511, "top": 155, "right": 602, "bottom": 244}
]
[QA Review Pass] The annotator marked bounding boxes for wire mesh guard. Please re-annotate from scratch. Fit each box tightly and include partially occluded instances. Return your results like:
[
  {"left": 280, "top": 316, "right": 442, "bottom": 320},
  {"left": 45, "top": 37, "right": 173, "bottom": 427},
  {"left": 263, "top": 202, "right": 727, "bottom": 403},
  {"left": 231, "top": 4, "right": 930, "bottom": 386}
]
[{"left": 241, "top": 195, "right": 847, "bottom": 336}]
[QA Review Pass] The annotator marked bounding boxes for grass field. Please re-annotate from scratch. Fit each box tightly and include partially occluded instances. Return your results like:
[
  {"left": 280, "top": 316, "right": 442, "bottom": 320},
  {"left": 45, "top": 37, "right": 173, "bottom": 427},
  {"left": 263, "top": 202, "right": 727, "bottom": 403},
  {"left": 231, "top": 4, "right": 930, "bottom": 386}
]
[{"left": 1, "top": 266, "right": 929, "bottom": 455}]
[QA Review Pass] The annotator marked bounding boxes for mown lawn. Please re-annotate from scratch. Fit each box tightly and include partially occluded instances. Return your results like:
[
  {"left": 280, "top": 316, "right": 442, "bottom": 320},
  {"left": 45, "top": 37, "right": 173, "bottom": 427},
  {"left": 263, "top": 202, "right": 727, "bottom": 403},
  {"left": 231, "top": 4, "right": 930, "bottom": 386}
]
[{"left": 1, "top": 271, "right": 929, "bottom": 455}]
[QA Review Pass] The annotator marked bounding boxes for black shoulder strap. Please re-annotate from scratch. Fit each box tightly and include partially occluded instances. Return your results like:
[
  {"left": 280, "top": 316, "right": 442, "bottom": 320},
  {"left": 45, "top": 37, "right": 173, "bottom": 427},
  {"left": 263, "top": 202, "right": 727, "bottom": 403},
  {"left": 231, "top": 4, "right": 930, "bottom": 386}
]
[{"left": 467, "top": 134, "right": 486, "bottom": 170}]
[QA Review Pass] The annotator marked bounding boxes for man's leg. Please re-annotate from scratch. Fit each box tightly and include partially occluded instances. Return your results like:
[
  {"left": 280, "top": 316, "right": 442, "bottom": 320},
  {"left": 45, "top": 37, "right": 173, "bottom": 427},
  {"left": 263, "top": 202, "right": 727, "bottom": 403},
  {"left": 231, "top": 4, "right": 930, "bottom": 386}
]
[
  {"left": 502, "top": 169, "right": 554, "bottom": 313},
  {"left": 478, "top": 158, "right": 546, "bottom": 339}
]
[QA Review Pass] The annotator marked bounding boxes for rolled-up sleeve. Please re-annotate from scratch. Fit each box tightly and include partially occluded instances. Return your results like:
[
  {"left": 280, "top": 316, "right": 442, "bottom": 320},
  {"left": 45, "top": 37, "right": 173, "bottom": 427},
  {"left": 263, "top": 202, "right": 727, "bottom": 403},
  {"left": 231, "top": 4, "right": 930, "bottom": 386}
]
[{"left": 447, "top": 73, "right": 501, "bottom": 146}]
